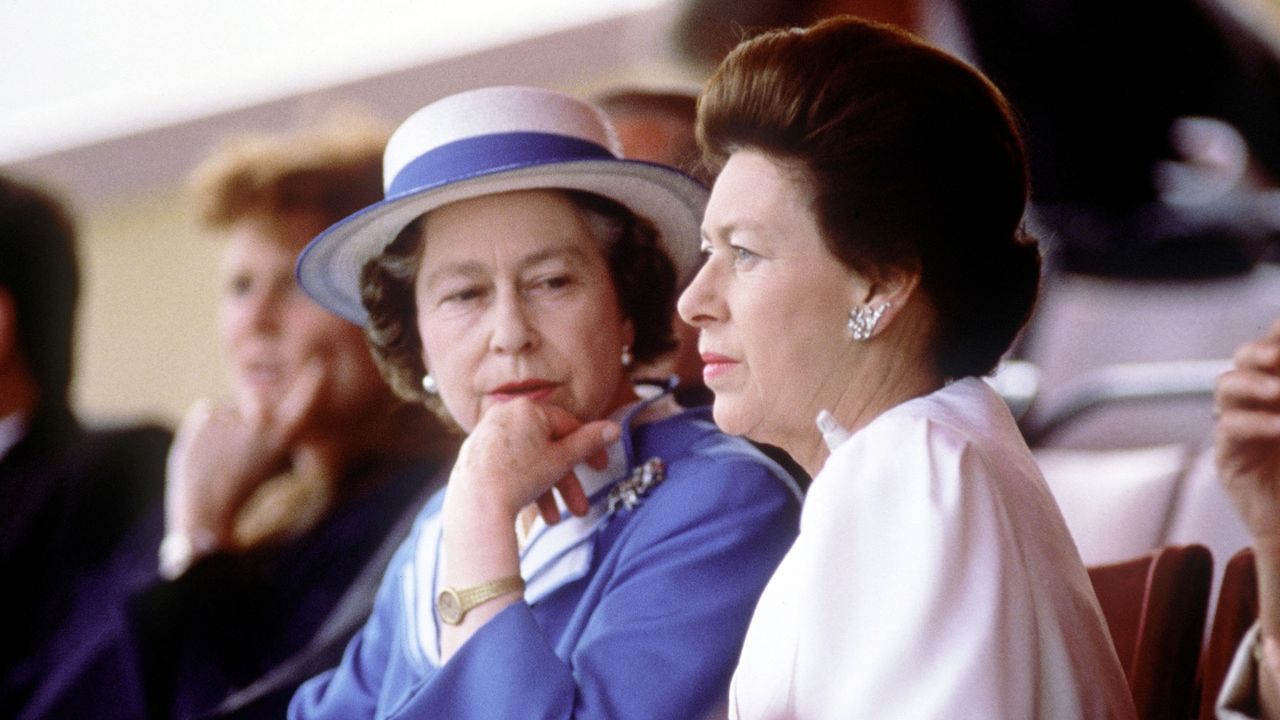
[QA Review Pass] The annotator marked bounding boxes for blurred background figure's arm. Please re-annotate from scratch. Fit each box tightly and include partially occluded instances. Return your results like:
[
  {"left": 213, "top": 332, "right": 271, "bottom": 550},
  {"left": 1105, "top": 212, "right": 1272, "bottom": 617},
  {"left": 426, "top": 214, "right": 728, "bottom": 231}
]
[{"left": 1216, "top": 319, "right": 1280, "bottom": 718}]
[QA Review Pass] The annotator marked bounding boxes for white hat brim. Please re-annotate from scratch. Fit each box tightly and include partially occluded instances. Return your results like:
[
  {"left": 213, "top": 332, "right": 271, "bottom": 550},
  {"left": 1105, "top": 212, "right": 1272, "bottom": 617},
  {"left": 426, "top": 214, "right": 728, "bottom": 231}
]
[{"left": 297, "top": 157, "right": 707, "bottom": 325}]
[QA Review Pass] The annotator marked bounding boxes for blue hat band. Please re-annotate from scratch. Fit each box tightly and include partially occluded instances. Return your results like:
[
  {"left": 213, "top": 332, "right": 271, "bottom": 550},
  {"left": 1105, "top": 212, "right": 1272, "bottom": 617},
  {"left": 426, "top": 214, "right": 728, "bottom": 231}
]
[{"left": 387, "top": 132, "right": 617, "bottom": 197}]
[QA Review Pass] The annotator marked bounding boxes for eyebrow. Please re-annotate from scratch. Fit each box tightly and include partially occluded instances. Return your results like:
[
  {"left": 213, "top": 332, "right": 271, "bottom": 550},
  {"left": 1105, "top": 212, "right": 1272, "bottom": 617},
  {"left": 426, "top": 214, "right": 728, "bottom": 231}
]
[{"left": 701, "top": 218, "right": 766, "bottom": 242}]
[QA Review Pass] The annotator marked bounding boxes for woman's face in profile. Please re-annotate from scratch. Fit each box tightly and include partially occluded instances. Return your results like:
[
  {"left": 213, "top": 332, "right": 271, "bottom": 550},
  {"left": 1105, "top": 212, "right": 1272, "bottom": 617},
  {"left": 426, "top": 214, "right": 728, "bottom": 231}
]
[
  {"left": 413, "top": 189, "right": 636, "bottom": 433},
  {"left": 678, "top": 149, "right": 867, "bottom": 447}
]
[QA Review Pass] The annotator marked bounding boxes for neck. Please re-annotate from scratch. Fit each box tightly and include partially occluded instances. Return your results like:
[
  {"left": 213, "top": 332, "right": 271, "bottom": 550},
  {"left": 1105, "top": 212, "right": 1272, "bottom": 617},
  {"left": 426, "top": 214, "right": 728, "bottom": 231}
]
[
  {"left": 605, "top": 377, "right": 642, "bottom": 419},
  {"left": 288, "top": 401, "right": 454, "bottom": 493},
  {"left": 781, "top": 314, "right": 944, "bottom": 478},
  {"left": 792, "top": 363, "right": 942, "bottom": 478}
]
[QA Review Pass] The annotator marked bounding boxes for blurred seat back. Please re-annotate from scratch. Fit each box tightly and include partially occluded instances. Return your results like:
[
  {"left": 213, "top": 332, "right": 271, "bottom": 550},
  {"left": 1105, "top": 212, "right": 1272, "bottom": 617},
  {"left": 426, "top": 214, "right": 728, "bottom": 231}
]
[
  {"left": 1164, "top": 449, "right": 1252, "bottom": 640},
  {"left": 1020, "top": 360, "right": 1229, "bottom": 449},
  {"left": 1088, "top": 544, "right": 1212, "bottom": 720},
  {"left": 1019, "top": 263, "right": 1280, "bottom": 450},
  {"left": 1037, "top": 444, "right": 1191, "bottom": 565},
  {"left": 1198, "top": 547, "right": 1259, "bottom": 720}
]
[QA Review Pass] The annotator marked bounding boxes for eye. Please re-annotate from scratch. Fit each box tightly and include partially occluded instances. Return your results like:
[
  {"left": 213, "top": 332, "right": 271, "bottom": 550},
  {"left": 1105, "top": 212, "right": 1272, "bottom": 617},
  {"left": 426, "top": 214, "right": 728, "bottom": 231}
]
[
  {"left": 732, "top": 245, "right": 761, "bottom": 265},
  {"left": 528, "top": 272, "right": 575, "bottom": 294},
  {"left": 226, "top": 273, "right": 252, "bottom": 297},
  {"left": 443, "top": 285, "right": 486, "bottom": 304}
]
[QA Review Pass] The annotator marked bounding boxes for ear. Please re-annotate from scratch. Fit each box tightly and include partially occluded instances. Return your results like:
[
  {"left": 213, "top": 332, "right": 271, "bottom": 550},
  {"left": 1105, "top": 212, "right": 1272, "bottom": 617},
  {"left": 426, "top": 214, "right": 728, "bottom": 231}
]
[
  {"left": 0, "top": 289, "right": 17, "bottom": 365},
  {"left": 621, "top": 316, "right": 636, "bottom": 349},
  {"left": 850, "top": 264, "right": 922, "bottom": 336}
]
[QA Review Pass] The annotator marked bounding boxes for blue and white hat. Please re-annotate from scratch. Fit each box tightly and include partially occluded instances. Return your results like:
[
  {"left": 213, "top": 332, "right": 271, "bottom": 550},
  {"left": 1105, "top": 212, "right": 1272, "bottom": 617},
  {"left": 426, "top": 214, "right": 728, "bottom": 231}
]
[{"left": 297, "top": 85, "right": 709, "bottom": 325}]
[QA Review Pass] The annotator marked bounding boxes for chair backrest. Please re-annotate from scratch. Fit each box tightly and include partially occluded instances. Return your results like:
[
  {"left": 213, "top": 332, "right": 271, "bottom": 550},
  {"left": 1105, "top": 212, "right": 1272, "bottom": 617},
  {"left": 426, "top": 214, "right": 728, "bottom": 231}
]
[
  {"left": 1198, "top": 547, "right": 1259, "bottom": 720},
  {"left": 1088, "top": 544, "right": 1212, "bottom": 720},
  {"left": 1037, "top": 444, "right": 1192, "bottom": 566},
  {"left": 1019, "top": 359, "right": 1229, "bottom": 449},
  {"left": 1017, "top": 262, "right": 1280, "bottom": 450}
]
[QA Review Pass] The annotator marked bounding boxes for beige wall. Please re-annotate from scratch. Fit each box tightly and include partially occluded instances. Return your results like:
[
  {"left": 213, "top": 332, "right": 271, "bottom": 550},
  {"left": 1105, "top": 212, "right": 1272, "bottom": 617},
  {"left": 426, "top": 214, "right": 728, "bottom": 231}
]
[{"left": 74, "top": 189, "right": 226, "bottom": 427}]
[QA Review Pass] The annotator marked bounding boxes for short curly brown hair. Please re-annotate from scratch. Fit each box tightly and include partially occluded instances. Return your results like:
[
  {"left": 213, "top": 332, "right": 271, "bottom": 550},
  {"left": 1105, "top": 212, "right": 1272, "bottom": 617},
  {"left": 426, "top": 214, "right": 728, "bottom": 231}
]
[
  {"left": 360, "top": 190, "right": 678, "bottom": 408},
  {"left": 188, "top": 114, "right": 388, "bottom": 230}
]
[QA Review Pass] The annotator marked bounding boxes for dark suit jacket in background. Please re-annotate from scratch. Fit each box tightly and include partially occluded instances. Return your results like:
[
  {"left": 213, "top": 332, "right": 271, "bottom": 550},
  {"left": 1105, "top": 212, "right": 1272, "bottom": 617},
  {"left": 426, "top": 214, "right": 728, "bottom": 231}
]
[
  {"left": 16, "top": 455, "right": 451, "bottom": 720},
  {"left": 0, "top": 401, "right": 172, "bottom": 717}
]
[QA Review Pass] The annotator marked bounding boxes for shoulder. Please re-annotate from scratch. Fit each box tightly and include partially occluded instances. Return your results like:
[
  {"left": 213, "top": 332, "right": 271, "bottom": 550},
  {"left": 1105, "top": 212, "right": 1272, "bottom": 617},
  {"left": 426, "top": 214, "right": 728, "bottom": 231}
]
[
  {"left": 621, "top": 409, "right": 803, "bottom": 538},
  {"left": 81, "top": 422, "right": 173, "bottom": 486},
  {"left": 819, "top": 379, "right": 1039, "bottom": 511},
  {"left": 847, "top": 379, "right": 1025, "bottom": 464},
  {"left": 637, "top": 407, "right": 802, "bottom": 501}
]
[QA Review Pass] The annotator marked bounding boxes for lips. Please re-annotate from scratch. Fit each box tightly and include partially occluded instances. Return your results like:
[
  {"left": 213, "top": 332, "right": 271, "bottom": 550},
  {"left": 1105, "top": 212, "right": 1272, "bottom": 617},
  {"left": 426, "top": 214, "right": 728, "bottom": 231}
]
[
  {"left": 489, "top": 378, "right": 560, "bottom": 402},
  {"left": 237, "top": 360, "right": 284, "bottom": 390},
  {"left": 700, "top": 352, "right": 739, "bottom": 382}
]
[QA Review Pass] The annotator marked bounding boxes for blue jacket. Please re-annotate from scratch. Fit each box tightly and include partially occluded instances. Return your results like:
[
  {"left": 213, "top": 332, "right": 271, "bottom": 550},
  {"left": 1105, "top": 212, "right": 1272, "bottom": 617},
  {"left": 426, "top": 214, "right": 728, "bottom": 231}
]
[{"left": 290, "top": 404, "right": 802, "bottom": 720}]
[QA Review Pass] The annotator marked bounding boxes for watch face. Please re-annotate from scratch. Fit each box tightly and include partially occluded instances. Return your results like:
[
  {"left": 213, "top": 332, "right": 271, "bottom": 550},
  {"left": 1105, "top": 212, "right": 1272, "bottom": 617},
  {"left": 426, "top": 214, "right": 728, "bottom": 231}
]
[{"left": 437, "top": 589, "right": 462, "bottom": 624}]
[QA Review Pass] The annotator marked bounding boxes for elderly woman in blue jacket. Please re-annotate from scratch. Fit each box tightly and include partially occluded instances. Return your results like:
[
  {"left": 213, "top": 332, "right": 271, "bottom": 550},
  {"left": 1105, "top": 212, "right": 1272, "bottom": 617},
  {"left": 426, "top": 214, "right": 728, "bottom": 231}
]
[{"left": 287, "top": 85, "right": 802, "bottom": 719}]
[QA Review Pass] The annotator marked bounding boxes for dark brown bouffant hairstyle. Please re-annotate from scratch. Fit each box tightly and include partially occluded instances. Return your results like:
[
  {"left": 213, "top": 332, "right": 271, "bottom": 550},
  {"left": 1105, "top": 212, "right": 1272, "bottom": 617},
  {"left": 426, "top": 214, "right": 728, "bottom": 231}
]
[
  {"left": 360, "top": 190, "right": 678, "bottom": 405},
  {"left": 0, "top": 175, "right": 79, "bottom": 409},
  {"left": 698, "top": 16, "right": 1041, "bottom": 379}
]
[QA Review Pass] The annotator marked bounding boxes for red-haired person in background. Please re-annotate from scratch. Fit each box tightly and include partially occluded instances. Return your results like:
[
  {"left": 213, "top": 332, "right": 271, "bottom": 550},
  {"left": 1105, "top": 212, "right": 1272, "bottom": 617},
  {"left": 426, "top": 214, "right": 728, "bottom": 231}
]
[{"left": 19, "top": 119, "right": 457, "bottom": 720}]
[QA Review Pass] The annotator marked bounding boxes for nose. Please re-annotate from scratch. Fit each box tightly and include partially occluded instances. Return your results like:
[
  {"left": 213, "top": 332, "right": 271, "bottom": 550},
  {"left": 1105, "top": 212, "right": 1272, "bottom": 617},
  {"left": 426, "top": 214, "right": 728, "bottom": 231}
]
[
  {"left": 677, "top": 258, "right": 724, "bottom": 329},
  {"left": 244, "top": 286, "right": 284, "bottom": 334},
  {"left": 488, "top": 287, "right": 537, "bottom": 355}
]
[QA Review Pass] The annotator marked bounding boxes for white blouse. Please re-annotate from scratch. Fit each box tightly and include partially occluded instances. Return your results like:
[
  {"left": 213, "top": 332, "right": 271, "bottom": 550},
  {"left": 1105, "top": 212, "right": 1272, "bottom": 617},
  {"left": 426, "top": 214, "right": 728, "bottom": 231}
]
[
  {"left": 1216, "top": 622, "right": 1264, "bottom": 719},
  {"left": 729, "top": 378, "right": 1137, "bottom": 719}
]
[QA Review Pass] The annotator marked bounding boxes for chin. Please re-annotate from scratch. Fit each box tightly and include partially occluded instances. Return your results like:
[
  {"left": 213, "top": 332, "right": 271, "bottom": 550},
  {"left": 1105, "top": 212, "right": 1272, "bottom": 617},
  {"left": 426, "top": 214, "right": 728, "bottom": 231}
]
[{"left": 710, "top": 396, "right": 756, "bottom": 438}]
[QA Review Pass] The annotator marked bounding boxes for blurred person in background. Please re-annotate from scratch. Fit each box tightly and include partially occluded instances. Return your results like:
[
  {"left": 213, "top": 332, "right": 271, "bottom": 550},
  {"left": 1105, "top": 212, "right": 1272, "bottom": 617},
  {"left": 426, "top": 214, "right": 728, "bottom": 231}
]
[
  {"left": 1215, "top": 319, "right": 1280, "bottom": 719},
  {"left": 595, "top": 87, "right": 709, "bottom": 404},
  {"left": 20, "top": 118, "right": 457, "bottom": 720},
  {"left": 0, "top": 174, "right": 171, "bottom": 716},
  {"left": 673, "top": 0, "right": 1280, "bottom": 278}
]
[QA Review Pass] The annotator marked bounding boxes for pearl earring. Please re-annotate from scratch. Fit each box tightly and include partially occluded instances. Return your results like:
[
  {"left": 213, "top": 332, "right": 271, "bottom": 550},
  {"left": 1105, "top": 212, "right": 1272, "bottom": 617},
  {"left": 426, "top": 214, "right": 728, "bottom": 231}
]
[
  {"left": 421, "top": 373, "right": 438, "bottom": 395},
  {"left": 847, "top": 303, "right": 890, "bottom": 341},
  {"left": 621, "top": 344, "right": 634, "bottom": 368}
]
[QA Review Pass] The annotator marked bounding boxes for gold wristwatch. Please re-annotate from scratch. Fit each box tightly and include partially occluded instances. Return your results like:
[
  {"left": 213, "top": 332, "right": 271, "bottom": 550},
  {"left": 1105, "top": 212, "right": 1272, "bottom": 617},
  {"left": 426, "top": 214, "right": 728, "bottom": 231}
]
[{"left": 437, "top": 576, "right": 525, "bottom": 625}]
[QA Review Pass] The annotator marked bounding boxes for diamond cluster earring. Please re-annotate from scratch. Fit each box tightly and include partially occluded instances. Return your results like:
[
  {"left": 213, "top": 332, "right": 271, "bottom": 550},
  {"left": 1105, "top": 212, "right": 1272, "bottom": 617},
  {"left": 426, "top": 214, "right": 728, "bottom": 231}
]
[{"left": 847, "top": 303, "right": 890, "bottom": 341}]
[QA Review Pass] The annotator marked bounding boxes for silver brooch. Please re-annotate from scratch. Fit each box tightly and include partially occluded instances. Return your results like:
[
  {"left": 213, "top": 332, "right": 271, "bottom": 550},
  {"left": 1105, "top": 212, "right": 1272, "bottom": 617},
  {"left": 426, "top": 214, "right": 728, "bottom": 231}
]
[{"left": 607, "top": 457, "right": 665, "bottom": 514}]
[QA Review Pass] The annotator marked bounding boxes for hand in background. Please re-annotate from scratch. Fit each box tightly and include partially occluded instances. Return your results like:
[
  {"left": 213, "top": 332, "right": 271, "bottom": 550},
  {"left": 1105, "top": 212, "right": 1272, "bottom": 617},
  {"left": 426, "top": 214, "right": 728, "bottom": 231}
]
[
  {"left": 1216, "top": 319, "right": 1280, "bottom": 716},
  {"left": 1217, "top": 319, "right": 1280, "bottom": 548},
  {"left": 163, "top": 360, "right": 325, "bottom": 558}
]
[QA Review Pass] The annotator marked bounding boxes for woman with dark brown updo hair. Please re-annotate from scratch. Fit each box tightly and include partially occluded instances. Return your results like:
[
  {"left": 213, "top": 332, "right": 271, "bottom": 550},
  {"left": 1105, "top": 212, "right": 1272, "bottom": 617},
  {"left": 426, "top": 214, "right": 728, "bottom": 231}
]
[{"left": 678, "top": 17, "right": 1136, "bottom": 718}]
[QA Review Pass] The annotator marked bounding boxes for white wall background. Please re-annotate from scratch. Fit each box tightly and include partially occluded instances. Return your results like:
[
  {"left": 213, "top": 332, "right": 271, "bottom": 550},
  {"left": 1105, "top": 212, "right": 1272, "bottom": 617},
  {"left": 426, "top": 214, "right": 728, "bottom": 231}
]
[{"left": 1, "top": 1, "right": 701, "bottom": 426}]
